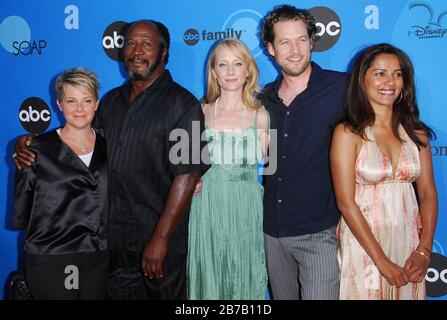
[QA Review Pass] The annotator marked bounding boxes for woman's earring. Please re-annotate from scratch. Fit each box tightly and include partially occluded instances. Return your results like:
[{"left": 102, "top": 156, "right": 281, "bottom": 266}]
[{"left": 395, "top": 91, "right": 403, "bottom": 104}]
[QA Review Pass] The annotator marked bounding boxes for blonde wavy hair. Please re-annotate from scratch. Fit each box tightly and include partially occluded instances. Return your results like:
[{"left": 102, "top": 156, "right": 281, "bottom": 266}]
[{"left": 205, "top": 38, "right": 261, "bottom": 109}]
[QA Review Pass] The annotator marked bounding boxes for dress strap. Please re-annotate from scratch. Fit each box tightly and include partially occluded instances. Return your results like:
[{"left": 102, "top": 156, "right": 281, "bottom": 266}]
[
  {"left": 365, "top": 126, "right": 374, "bottom": 141},
  {"left": 254, "top": 108, "right": 259, "bottom": 131}
]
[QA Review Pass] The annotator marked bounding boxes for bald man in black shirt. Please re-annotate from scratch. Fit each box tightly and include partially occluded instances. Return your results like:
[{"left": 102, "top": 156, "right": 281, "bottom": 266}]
[{"left": 97, "top": 20, "right": 209, "bottom": 299}]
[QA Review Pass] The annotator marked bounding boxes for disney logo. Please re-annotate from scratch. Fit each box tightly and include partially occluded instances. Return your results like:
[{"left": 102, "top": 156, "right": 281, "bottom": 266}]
[
  {"left": 409, "top": 2, "right": 447, "bottom": 27},
  {"left": 408, "top": 2, "right": 447, "bottom": 39},
  {"left": 410, "top": 25, "right": 447, "bottom": 38}
]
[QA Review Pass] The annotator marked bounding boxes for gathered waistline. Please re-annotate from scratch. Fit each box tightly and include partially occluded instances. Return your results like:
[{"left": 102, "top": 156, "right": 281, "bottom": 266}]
[
  {"left": 356, "top": 180, "right": 414, "bottom": 187},
  {"left": 203, "top": 165, "right": 260, "bottom": 183}
]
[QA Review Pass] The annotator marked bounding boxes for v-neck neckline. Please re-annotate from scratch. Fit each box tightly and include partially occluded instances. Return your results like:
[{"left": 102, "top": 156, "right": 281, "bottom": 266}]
[
  {"left": 368, "top": 126, "right": 404, "bottom": 179},
  {"left": 56, "top": 128, "right": 96, "bottom": 170}
]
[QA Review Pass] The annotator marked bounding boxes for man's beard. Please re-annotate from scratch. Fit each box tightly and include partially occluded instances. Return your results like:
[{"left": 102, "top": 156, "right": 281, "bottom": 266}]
[
  {"left": 279, "top": 57, "right": 311, "bottom": 77},
  {"left": 126, "top": 47, "right": 164, "bottom": 81}
]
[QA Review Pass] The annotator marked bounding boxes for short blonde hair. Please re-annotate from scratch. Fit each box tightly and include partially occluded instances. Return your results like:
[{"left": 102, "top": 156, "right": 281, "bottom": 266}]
[
  {"left": 55, "top": 67, "right": 100, "bottom": 102},
  {"left": 206, "top": 38, "right": 261, "bottom": 109}
]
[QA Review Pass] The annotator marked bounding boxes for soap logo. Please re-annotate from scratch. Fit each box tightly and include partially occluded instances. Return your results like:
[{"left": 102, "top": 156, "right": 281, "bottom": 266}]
[
  {"left": 408, "top": 2, "right": 447, "bottom": 39},
  {"left": 19, "top": 97, "right": 51, "bottom": 134},
  {"left": 102, "top": 21, "right": 129, "bottom": 61},
  {"left": 12, "top": 40, "right": 47, "bottom": 56},
  {"left": 308, "top": 6, "right": 341, "bottom": 52},
  {"left": 0, "top": 16, "right": 47, "bottom": 56},
  {"left": 426, "top": 253, "right": 447, "bottom": 297}
]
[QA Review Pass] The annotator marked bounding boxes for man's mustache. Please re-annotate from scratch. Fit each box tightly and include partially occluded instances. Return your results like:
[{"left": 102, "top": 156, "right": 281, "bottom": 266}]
[{"left": 126, "top": 57, "right": 149, "bottom": 65}]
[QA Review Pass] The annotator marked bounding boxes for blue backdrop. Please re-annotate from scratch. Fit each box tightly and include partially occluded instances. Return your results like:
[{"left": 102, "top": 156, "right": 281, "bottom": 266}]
[{"left": 1, "top": 0, "right": 446, "bottom": 299}]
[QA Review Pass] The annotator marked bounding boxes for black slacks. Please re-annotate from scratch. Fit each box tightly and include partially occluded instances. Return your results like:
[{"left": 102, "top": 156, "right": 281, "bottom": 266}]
[
  {"left": 108, "top": 249, "right": 187, "bottom": 300},
  {"left": 25, "top": 250, "right": 110, "bottom": 300}
]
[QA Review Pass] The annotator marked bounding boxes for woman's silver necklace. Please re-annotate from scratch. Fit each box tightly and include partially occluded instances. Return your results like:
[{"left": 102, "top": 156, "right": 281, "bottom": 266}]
[
  {"left": 60, "top": 127, "right": 95, "bottom": 155},
  {"left": 213, "top": 97, "right": 247, "bottom": 171}
]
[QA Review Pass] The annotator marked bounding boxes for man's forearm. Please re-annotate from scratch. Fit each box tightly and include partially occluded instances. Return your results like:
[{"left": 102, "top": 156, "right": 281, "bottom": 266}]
[{"left": 151, "top": 171, "right": 201, "bottom": 241}]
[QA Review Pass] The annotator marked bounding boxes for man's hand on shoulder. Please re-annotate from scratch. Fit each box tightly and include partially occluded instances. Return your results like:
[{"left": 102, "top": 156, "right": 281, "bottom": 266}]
[{"left": 13, "top": 134, "right": 36, "bottom": 170}]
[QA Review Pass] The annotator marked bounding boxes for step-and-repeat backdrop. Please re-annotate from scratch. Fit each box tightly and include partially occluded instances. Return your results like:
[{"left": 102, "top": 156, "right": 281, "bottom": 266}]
[{"left": 1, "top": 0, "right": 446, "bottom": 299}]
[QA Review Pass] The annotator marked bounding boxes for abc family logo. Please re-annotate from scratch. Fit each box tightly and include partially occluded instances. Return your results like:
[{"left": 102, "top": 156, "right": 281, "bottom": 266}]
[
  {"left": 183, "top": 28, "right": 244, "bottom": 46},
  {"left": 19, "top": 97, "right": 51, "bottom": 134},
  {"left": 102, "top": 21, "right": 130, "bottom": 61}
]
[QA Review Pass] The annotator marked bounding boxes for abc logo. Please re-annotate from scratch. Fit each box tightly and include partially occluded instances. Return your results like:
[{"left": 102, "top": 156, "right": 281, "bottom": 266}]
[
  {"left": 309, "top": 6, "right": 341, "bottom": 52},
  {"left": 426, "top": 253, "right": 447, "bottom": 297},
  {"left": 19, "top": 97, "right": 51, "bottom": 134},
  {"left": 184, "top": 28, "right": 200, "bottom": 46},
  {"left": 102, "top": 21, "right": 129, "bottom": 61}
]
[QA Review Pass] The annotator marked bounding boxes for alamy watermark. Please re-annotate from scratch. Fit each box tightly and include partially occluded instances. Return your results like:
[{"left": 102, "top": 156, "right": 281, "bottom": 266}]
[
  {"left": 168, "top": 121, "right": 277, "bottom": 175},
  {"left": 64, "top": 265, "right": 79, "bottom": 290}
]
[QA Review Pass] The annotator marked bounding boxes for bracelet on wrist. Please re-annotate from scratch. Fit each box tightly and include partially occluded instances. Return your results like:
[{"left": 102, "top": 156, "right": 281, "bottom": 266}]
[
  {"left": 418, "top": 244, "right": 432, "bottom": 254},
  {"left": 417, "top": 250, "right": 430, "bottom": 261}
]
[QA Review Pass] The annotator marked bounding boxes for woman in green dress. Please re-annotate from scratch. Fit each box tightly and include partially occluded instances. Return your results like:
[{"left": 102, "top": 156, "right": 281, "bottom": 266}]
[{"left": 187, "top": 38, "right": 269, "bottom": 299}]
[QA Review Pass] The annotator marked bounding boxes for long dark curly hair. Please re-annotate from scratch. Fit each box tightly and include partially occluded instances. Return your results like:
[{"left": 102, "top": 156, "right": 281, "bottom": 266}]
[{"left": 344, "top": 43, "right": 434, "bottom": 148}]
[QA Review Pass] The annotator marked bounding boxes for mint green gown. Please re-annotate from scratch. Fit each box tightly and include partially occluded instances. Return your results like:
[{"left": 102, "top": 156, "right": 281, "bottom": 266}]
[{"left": 187, "top": 109, "right": 268, "bottom": 300}]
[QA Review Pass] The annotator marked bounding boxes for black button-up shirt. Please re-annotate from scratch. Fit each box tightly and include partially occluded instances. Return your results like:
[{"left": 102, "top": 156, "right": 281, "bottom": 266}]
[
  {"left": 260, "top": 62, "right": 349, "bottom": 237},
  {"left": 96, "top": 70, "right": 209, "bottom": 252}
]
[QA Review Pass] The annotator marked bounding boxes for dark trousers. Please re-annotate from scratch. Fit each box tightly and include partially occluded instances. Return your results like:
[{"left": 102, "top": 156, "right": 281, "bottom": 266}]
[
  {"left": 108, "top": 249, "right": 187, "bottom": 300},
  {"left": 25, "top": 250, "right": 110, "bottom": 300}
]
